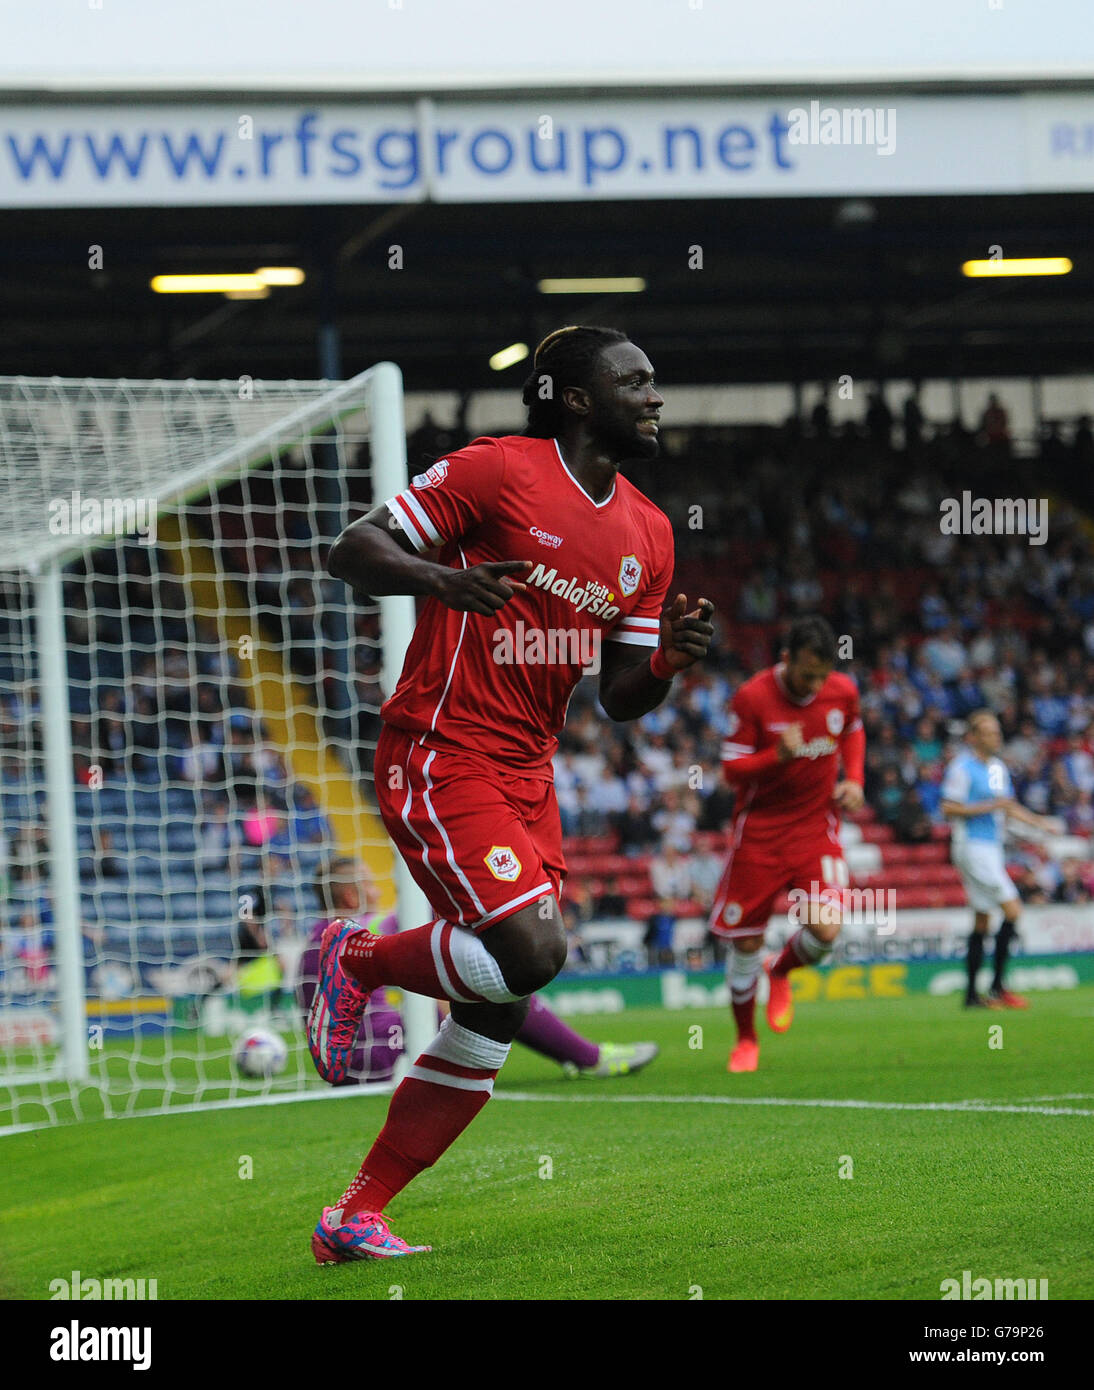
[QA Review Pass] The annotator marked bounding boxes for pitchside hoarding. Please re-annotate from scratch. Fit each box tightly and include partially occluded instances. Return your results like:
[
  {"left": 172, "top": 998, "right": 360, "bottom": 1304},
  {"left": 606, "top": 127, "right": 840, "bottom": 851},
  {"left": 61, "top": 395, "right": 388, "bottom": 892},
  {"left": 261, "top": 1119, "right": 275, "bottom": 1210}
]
[{"left": 0, "top": 906, "right": 1089, "bottom": 1036}]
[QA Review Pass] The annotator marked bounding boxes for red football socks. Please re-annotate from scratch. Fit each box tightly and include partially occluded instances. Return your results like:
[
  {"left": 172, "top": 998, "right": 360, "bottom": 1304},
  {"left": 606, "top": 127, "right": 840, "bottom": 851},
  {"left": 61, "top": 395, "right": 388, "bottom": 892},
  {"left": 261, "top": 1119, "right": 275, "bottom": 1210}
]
[{"left": 337, "top": 1020, "right": 511, "bottom": 1217}]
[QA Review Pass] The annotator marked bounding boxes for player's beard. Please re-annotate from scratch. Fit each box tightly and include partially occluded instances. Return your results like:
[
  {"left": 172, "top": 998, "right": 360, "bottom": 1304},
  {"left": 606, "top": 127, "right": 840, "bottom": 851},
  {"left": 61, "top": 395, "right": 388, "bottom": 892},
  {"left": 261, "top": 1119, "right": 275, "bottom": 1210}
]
[{"left": 593, "top": 416, "right": 661, "bottom": 463}]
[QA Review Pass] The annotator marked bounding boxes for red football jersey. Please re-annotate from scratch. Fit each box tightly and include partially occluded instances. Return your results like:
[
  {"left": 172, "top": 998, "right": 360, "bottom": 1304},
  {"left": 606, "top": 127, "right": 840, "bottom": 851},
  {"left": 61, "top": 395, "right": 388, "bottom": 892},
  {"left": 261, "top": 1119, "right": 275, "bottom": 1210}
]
[
  {"left": 381, "top": 435, "right": 675, "bottom": 773},
  {"left": 721, "top": 665, "right": 863, "bottom": 838}
]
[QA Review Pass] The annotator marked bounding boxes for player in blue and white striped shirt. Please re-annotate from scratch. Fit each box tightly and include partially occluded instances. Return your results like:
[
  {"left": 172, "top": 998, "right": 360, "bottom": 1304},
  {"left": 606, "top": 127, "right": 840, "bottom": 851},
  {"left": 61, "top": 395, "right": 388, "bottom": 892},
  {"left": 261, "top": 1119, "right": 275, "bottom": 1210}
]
[{"left": 940, "top": 710, "right": 1061, "bottom": 1008}]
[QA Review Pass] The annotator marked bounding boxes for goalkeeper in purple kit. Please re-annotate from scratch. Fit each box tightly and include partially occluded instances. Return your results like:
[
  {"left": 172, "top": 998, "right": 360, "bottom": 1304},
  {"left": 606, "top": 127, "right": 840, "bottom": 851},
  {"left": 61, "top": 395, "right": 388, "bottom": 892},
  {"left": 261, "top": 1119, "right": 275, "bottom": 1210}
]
[{"left": 296, "top": 856, "right": 658, "bottom": 1082}]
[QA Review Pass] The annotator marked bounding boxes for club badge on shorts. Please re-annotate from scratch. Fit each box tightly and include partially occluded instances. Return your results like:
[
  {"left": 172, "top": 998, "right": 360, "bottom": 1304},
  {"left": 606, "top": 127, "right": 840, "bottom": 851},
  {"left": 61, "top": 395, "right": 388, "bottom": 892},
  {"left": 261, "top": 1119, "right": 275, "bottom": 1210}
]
[{"left": 485, "top": 846, "right": 522, "bottom": 882}]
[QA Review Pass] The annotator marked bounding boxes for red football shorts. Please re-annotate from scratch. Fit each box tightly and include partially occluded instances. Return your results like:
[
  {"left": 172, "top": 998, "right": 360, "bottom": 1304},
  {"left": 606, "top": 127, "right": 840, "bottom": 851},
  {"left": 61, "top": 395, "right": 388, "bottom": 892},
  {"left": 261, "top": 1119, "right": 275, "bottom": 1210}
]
[
  {"left": 709, "top": 829, "right": 848, "bottom": 938},
  {"left": 374, "top": 724, "right": 565, "bottom": 932}
]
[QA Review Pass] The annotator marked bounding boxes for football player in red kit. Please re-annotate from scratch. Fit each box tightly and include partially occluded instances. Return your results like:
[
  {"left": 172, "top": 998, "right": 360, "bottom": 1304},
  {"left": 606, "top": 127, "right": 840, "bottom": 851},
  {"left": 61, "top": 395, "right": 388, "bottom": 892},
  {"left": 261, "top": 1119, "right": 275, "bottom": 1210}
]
[
  {"left": 710, "top": 617, "right": 865, "bottom": 1073},
  {"left": 307, "top": 325, "right": 715, "bottom": 1260}
]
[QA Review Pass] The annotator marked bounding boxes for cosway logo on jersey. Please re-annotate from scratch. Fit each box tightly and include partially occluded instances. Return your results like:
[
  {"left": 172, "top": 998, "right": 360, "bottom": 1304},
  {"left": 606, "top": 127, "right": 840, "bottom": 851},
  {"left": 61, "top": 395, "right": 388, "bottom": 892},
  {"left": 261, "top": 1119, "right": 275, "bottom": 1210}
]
[
  {"left": 411, "top": 460, "right": 449, "bottom": 488},
  {"left": 484, "top": 846, "right": 522, "bottom": 882},
  {"left": 795, "top": 736, "right": 838, "bottom": 760},
  {"left": 526, "top": 562, "right": 621, "bottom": 621},
  {"left": 618, "top": 554, "right": 642, "bottom": 596}
]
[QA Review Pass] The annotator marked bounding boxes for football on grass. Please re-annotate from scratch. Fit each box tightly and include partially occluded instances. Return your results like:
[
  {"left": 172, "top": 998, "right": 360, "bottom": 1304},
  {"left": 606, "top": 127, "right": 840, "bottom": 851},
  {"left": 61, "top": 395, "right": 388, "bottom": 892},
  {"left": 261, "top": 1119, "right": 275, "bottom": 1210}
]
[{"left": 233, "top": 1027, "right": 289, "bottom": 1078}]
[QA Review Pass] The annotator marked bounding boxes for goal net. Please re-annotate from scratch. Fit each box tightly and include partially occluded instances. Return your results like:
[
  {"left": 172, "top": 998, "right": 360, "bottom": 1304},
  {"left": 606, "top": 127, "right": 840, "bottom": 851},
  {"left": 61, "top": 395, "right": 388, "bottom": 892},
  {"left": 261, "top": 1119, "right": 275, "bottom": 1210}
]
[{"left": 0, "top": 366, "right": 433, "bottom": 1134}]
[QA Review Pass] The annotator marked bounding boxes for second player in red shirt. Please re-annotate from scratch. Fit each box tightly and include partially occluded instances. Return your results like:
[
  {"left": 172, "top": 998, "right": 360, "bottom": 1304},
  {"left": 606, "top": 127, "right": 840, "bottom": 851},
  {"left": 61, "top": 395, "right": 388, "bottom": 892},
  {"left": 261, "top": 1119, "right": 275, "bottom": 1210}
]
[{"left": 710, "top": 616, "right": 865, "bottom": 1073}]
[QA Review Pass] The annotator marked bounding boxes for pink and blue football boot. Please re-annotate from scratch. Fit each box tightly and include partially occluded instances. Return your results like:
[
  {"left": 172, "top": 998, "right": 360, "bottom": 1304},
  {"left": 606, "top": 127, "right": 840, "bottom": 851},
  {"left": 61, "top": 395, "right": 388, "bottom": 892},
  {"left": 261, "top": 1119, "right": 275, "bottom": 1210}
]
[
  {"left": 312, "top": 1206, "right": 432, "bottom": 1263},
  {"left": 306, "top": 917, "right": 371, "bottom": 1084}
]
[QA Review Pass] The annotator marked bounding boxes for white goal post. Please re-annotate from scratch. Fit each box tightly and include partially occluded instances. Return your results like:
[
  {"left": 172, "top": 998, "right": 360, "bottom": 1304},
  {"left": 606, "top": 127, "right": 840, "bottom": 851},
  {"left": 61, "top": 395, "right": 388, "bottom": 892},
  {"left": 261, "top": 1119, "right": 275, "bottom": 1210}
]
[{"left": 0, "top": 363, "right": 434, "bottom": 1133}]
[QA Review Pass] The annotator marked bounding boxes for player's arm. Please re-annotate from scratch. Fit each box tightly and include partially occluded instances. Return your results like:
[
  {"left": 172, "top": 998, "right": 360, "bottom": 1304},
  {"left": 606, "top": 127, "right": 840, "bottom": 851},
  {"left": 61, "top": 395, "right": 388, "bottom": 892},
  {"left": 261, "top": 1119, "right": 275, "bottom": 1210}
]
[
  {"left": 328, "top": 505, "right": 531, "bottom": 616},
  {"left": 721, "top": 722, "right": 801, "bottom": 783},
  {"left": 720, "top": 686, "right": 802, "bottom": 784},
  {"left": 997, "top": 798, "right": 1064, "bottom": 834},
  {"left": 834, "top": 700, "right": 866, "bottom": 812},
  {"left": 598, "top": 595, "right": 714, "bottom": 722},
  {"left": 940, "top": 796, "right": 1010, "bottom": 818}
]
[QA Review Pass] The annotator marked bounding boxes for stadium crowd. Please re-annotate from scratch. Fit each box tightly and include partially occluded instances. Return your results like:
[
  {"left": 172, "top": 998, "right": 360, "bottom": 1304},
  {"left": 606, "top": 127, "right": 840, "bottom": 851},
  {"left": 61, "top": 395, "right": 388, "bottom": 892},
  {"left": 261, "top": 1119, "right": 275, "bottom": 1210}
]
[{"left": 3, "top": 390, "right": 1094, "bottom": 983}]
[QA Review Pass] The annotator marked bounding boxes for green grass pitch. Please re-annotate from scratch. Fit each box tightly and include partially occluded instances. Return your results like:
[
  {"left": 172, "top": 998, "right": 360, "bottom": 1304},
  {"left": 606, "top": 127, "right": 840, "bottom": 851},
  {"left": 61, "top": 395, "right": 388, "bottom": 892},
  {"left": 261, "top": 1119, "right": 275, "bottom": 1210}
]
[{"left": 2, "top": 989, "right": 1091, "bottom": 1301}]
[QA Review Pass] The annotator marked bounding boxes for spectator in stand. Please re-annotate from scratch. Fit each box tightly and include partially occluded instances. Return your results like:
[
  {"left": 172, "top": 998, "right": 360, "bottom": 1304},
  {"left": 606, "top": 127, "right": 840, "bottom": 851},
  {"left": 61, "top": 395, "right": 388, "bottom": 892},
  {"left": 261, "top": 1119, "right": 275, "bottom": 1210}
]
[
  {"left": 1030, "top": 672, "right": 1070, "bottom": 737},
  {"left": 10, "top": 824, "right": 48, "bottom": 884},
  {"left": 810, "top": 384, "right": 830, "bottom": 438},
  {"left": 199, "top": 797, "right": 242, "bottom": 875},
  {"left": 697, "top": 776, "right": 735, "bottom": 834},
  {"left": 570, "top": 785, "right": 602, "bottom": 839},
  {"left": 177, "top": 725, "right": 222, "bottom": 789},
  {"left": 912, "top": 715, "right": 943, "bottom": 764},
  {"left": 585, "top": 753, "right": 629, "bottom": 820},
  {"left": 91, "top": 827, "right": 124, "bottom": 880},
  {"left": 1008, "top": 862, "right": 1050, "bottom": 905},
  {"left": 739, "top": 572, "right": 779, "bottom": 624},
  {"left": 1074, "top": 414, "right": 1094, "bottom": 468},
  {"left": 1054, "top": 858, "right": 1093, "bottom": 904},
  {"left": 562, "top": 902, "right": 591, "bottom": 970},
  {"left": 865, "top": 387, "right": 893, "bottom": 449},
  {"left": 1048, "top": 762, "right": 1080, "bottom": 821},
  {"left": 222, "top": 725, "right": 259, "bottom": 806},
  {"left": 919, "top": 581, "right": 950, "bottom": 633},
  {"left": 952, "top": 668, "right": 984, "bottom": 717},
  {"left": 644, "top": 899, "right": 677, "bottom": 969},
  {"left": 651, "top": 787, "right": 698, "bottom": 851},
  {"left": 243, "top": 807, "right": 287, "bottom": 849},
  {"left": 95, "top": 689, "right": 128, "bottom": 778},
  {"left": 687, "top": 833, "right": 724, "bottom": 911},
  {"left": 902, "top": 385, "right": 924, "bottom": 452},
  {"left": 613, "top": 793, "right": 658, "bottom": 857},
  {"left": 554, "top": 751, "right": 582, "bottom": 837},
  {"left": 894, "top": 787, "right": 933, "bottom": 844},
  {"left": 650, "top": 841, "right": 693, "bottom": 903},
  {"left": 1014, "top": 749, "right": 1053, "bottom": 815},
  {"left": 289, "top": 784, "right": 330, "bottom": 845},
  {"left": 873, "top": 766, "right": 906, "bottom": 828},
  {"left": 923, "top": 623, "right": 968, "bottom": 684},
  {"left": 979, "top": 393, "right": 1011, "bottom": 453},
  {"left": 593, "top": 874, "right": 625, "bottom": 917}
]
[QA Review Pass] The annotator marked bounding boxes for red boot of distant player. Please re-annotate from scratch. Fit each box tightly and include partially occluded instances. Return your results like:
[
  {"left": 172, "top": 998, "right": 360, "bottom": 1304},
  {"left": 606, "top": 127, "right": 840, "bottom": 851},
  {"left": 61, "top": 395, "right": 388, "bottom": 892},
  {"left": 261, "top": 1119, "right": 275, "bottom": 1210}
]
[
  {"left": 989, "top": 988, "right": 1029, "bottom": 1009},
  {"left": 728, "top": 1038, "right": 759, "bottom": 1073},
  {"left": 764, "top": 956, "right": 794, "bottom": 1033}
]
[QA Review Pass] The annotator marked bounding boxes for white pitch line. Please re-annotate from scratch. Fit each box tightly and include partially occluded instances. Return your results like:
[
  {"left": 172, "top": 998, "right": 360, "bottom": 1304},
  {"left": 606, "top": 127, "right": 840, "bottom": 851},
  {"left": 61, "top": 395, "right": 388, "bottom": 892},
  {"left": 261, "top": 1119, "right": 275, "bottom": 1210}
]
[
  {"left": 1011, "top": 1093, "right": 1094, "bottom": 1103},
  {"left": 493, "top": 1092, "right": 1094, "bottom": 1118}
]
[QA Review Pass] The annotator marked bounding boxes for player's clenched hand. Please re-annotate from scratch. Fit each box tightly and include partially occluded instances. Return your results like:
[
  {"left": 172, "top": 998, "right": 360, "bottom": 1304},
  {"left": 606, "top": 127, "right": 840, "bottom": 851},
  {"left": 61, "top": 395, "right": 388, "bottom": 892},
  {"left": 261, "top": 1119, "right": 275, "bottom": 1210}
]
[
  {"left": 833, "top": 780, "right": 865, "bottom": 813},
  {"left": 658, "top": 595, "right": 715, "bottom": 670},
  {"left": 433, "top": 560, "right": 532, "bottom": 615},
  {"left": 776, "top": 723, "right": 803, "bottom": 763}
]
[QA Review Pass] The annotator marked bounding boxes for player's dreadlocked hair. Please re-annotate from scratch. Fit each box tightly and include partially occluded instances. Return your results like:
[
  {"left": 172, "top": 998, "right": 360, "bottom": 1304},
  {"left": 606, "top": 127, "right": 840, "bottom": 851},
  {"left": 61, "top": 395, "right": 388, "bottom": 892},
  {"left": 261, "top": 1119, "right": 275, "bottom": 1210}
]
[{"left": 520, "top": 325, "right": 630, "bottom": 437}]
